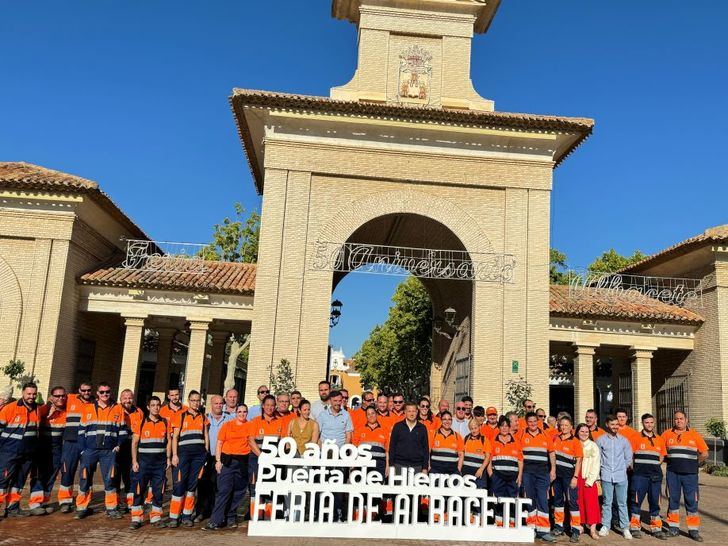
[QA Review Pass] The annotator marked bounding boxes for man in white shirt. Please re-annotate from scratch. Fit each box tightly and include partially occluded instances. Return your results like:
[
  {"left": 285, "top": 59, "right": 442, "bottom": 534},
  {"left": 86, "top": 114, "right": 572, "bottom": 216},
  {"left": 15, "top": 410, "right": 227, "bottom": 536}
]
[
  {"left": 451, "top": 401, "right": 470, "bottom": 437},
  {"left": 311, "top": 380, "right": 330, "bottom": 421}
]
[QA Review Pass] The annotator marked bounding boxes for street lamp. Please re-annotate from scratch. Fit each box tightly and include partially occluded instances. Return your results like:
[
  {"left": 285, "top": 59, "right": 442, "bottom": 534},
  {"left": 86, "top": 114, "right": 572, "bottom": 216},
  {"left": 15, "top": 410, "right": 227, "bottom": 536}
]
[
  {"left": 330, "top": 299, "right": 343, "bottom": 328},
  {"left": 434, "top": 306, "right": 462, "bottom": 339}
]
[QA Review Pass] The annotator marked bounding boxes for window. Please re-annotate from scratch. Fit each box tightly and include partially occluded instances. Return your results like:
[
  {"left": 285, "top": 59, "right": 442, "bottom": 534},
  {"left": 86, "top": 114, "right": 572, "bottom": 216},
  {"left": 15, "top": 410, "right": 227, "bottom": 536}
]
[{"left": 75, "top": 339, "right": 96, "bottom": 386}]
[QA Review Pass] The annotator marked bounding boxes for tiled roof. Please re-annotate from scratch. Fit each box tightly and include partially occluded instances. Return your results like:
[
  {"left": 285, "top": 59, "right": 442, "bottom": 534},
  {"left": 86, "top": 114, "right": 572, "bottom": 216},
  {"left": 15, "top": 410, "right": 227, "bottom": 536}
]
[
  {"left": 229, "top": 89, "right": 595, "bottom": 193},
  {"left": 79, "top": 260, "right": 256, "bottom": 295},
  {"left": 0, "top": 162, "right": 148, "bottom": 239},
  {"left": 620, "top": 225, "right": 728, "bottom": 273},
  {"left": 549, "top": 284, "right": 703, "bottom": 326}
]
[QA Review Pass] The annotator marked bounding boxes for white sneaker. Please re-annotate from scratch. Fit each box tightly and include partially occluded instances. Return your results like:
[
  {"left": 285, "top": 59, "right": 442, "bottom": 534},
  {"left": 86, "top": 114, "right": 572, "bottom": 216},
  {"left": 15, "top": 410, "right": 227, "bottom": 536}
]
[
  {"left": 598, "top": 527, "right": 610, "bottom": 537},
  {"left": 623, "top": 529, "right": 633, "bottom": 540}
]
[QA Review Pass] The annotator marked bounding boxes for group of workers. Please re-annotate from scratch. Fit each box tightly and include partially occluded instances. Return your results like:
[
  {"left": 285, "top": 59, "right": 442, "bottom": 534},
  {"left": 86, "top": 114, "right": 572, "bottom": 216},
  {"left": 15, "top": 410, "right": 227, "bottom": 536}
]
[{"left": 0, "top": 380, "right": 710, "bottom": 543}]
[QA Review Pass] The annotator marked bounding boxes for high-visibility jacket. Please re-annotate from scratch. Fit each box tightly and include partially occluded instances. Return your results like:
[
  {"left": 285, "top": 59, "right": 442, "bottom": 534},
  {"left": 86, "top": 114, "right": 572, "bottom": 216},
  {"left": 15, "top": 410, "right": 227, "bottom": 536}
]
[
  {"left": 173, "top": 410, "right": 207, "bottom": 451},
  {"left": 375, "top": 411, "right": 395, "bottom": 431},
  {"left": 0, "top": 400, "right": 39, "bottom": 453},
  {"left": 588, "top": 425, "right": 606, "bottom": 441},
  {"left": 491, "top": 434, "right": 522, "bottom": 478},
  {"left": 39, "top": 405, "right": 66, "bottom": 450},
  {"left": 123, "top": 406, "right": 144, "bottom": 434},
  {"left": 63, "top": 394, "right": 90, "bottom": 442},
  {"left": 249, "top": 414, "right": 284, "bottom": 451},
  {"left": 618, "top": 424, "right": 640, "bottom": 444},
  {"left": 79, "top": 402, "right": 127, "bottom": 450},
  {"left": 461, "top": 434, "right": 491, "bottom": 476},
  {"left": 430, "top": 429, "right": 463, "bottom": 474},
  {"left": 160, "top": 402, "right": 187, "bottom": 436},
  {"left": 133, "top": 416, "right": 169, "bottom": 458},
  {"left": 480, "top": 423, "right": 499, "bottom": 443},
  {"left": 218, "top": 419, "right": 251, "bottom": 455},
  {"left": 631, "top": 431, "right": 664, "bottom": 478},
  {"left": 661, "top": 427, "right": 707, "bottom": 474},
  {"left": 552, "top": 434, "right": 583, "bottom": 478},
  {"left": 353, "top": 422, "right": 389, "bottom": 469},
  {"left": 349, "top": 407, "right": 368, "bottom": 431},
  {"left": 520, "top": 429, "right": 553, "bottom": 474}
]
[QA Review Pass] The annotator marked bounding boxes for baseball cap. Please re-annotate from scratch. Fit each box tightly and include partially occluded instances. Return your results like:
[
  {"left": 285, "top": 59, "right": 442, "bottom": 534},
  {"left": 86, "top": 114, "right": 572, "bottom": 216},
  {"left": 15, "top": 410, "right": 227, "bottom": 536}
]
[{"left": 486, "top": 406, "right": 498, "bottom": 416}]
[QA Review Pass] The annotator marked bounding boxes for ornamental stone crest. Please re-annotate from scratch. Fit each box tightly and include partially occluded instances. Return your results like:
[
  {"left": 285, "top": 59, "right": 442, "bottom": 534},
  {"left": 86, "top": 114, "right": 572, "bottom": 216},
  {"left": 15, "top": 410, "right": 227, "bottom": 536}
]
[{"left": 398, "top": 45, "right": 432, "bottom": 105}]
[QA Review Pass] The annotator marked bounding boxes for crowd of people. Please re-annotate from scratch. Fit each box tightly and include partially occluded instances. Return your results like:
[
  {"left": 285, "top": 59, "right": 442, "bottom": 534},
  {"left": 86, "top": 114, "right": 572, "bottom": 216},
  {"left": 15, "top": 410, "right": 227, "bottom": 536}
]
[{"left": 0, "top": 380, "right": 709, "bottom": 543}]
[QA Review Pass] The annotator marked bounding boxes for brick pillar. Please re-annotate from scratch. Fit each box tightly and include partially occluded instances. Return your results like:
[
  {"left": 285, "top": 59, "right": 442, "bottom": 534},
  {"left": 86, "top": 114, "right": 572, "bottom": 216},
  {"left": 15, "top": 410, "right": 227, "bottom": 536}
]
[
  {"left": 631, "top": 347, "right": 656, "bottom": 422},
  {"left": 184, "top": 320, "right": 210, "bottom": 397},
  {"left": 206, "top": 331, "right": 230, "bottom": 403},
  {"left": 152, "top": 327, "right": 177, "bottom": 399},
  {"left": 118, "top": 316, "right": 147, "bottom": 395},
  {"left": 573, "top": 343, "right": 598, "bottom": 423}
]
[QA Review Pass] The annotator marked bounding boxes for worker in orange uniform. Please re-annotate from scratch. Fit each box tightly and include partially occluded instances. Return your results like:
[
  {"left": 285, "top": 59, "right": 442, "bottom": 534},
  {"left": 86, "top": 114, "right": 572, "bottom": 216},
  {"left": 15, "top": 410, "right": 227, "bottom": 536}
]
[
  {"left": 615, "top": 408, "right": 639, "bottom": 443},
  {"left": 350, "top": 391, "right": 374, "bottom": 431},
  {"left": 275, "top": 392, "right": 295, "bottom": 430},
  {"left": 488, "top": 415, "right": 523, "bottom": 527},
  {"left": 169, "top": 390, "right": 208, "bottom": 528},
  {"left": 203, "top": 404, "right": 250, "bottom": 531},
  {"left": 389, "top": 393, "right": 406, "bottom": 423},
  {"left": 0, "top": 382, "right": 40, "bottom": 517},
  {"left": 353, "top": 405, "right": 390, "bottom": 520},
  {"left": 75, "top": 382, "right": 128, "bottom": 519},
  {"left": 29, "top": 385, "right": 67, "bottom": 515},
  {"left": 661, "top": 410, "right": 708, "bottom": 542},
  {"left": 116, "top": 388, "right": 143, "bottom": 512},
  {"left": 417, "top": 397, "right": 439, "bottom": 437},
  {"left": 58, "top": 382, "right": 94, "bottom": 512},
  {"left": 629, "top": 413, "right": 666, "bottom": 540},
  {"left": 551, "top": 416, "right": 583, "bottom": 542},
  {"left": 521, "top": 411, "right": 557, "bottom": 542},
  {"left": 429, "top": 411, "right": 464, "bottom": 522},
  {"left": 159, "top": 386, "right": 187, "bottom": 424},
  {"left": 248, "top": 394, "right": 283, "bottom": 519},
  {"left": 129, "top": 396, "right": 171, "bottom": 530},
  {"left": 374, "top": 393, "right": 394, "bottom": 431},
  {"left": 584, "top": 409, "right": 606, "bottom": 440},
  {"left": 480, "top": 407, "right": 499, "bottom": 443}
]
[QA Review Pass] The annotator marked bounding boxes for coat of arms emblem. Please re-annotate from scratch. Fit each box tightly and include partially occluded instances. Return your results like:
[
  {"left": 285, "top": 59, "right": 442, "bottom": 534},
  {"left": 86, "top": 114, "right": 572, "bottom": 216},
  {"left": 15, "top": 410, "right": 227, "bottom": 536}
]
[{"left": 398, "top": 45, "right": 432, "bottom": 105}]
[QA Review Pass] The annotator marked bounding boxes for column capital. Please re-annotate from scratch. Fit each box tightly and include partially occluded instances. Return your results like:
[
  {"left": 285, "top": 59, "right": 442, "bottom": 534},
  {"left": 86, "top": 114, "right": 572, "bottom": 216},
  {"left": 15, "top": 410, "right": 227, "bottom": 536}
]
[
  {"left": 630, "top": 347, "right": 656, "bottom": 360},
  {"left": 572, "top": 343, "right": 598, "bottom": 356},
  {"left": 122, "top": 315, "right": 147, "bottom": 328},
  {"left": 188, "top": 319, "right": 211, "bottom": 331}
]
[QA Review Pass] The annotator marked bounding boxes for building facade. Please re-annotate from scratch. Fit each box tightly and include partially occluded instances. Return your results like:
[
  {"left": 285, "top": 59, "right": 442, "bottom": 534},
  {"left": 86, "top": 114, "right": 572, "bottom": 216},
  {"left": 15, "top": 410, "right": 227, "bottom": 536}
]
[{"left": 0, "top": 1, "right": 725, "bottom": 433}]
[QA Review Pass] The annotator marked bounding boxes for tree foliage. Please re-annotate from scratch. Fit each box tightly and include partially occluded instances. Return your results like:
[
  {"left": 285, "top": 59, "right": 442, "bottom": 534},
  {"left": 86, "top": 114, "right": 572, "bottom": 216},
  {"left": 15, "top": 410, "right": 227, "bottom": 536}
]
[
  {"left": 549, "top": 248, "right": 569, "bottom": 285},
  {"left": 588, "top": 248, "right": 647, "bottom": 274},
  {"left": 199, "top": 203, "right": 260, "bottom": 263},
  {"left": 505, "top": 376, "right": 533, "bottom": 416},
  {"left": 271, "top": 358, "right": 297, "bottom": 395},
  {"left": 355, "top": 276, "right": 432, "bottom": 401}
]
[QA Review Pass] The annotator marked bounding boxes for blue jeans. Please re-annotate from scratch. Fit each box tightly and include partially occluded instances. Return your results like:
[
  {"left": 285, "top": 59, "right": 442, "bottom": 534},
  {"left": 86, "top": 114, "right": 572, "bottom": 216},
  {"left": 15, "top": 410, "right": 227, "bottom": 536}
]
[{"left": 601, "top": 480, "right": 628, "bottom": 530}]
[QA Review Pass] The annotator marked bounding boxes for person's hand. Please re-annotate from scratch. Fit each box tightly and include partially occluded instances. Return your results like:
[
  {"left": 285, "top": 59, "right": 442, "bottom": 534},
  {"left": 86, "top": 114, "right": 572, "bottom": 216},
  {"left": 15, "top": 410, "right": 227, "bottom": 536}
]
[
  {"left": 475, "top": 467, "right": 484, "bottom": 478},
  {"left": 385, "top": 465, "right": 389, "bottom": 478},
  {"left": 112, "top": 446, "right": 120, "bottom": 453},
  {"left": 132, "top": 462, "right": 139, "bottom": 473},
  {"left": 570, "top": 477, "right": 578, "bottom": 489},
  {"left": 172, "top": 455, "right": 179, "bottom": 467},
  {"left": 215, "top": 461, "right": 223, "bottom": 474},
  {"left": 516, "top": 476, "right": 522, "bottom": 487},
  {"left": 166, "top": 458, "right": 171, "bottom": 470},
  {"left": 549, "top": 469, "right": 556, "bottom": 482}
]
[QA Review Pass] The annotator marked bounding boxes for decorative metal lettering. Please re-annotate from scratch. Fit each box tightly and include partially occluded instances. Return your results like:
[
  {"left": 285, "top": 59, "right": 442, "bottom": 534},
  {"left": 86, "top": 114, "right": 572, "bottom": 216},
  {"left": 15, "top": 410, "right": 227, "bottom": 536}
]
[
  {"left": 121, "top": 239, "right": 206, "bottom": 274},
  {"left": 566, "top": 269, "right": 706, "bottom": 308},
  {"left": 310, "top": 240, "right": 515, "bottom": 283}
]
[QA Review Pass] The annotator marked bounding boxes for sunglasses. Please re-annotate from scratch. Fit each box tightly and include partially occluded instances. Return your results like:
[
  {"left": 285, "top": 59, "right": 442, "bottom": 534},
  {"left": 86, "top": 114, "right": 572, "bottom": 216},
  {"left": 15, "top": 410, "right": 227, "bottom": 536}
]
[
  {"left": 52, "top": 393, "right": 67, "bottom": 398},
  {"left": 393, "top": 400, "right": 404, "bottom": 404},
  {"left": 456, "top": 406, "right": 465, "bottom": 410},
  {"left": 98, "top": 390, "right": 111, "bottom": 395},
  {"left": 420, "top": 404, "right": 430, "bottom": 409},
  {"left": 79, "top": 388, "right": 92, "bottom": 393},
  {"left": 258, "top": 390, "right": 269, "bottom": 394},
  {"left": 364, "top": 398, "right": 374, "bottom": 403}
]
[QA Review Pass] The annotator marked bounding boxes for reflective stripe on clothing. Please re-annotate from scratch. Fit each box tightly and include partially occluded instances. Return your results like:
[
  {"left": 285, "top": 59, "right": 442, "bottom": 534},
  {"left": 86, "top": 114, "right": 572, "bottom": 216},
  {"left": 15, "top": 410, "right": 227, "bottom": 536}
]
[
  {"left": 631, "top": 431, "right": 664, "bottom": 477},
  {"left": 430, "top": 429, "right": 463, "bottom": 473},
  {"left": 520, "top": 429, "right": 552, "bottom": 474},
  {"left": 0, "top": 400, "right": 40, "bottom": 453},
  {"left": 661, "top": 428, "right": 707, "bottom": 474},
  {"left": 552, "top": 434, "right": 583, "bottom": 478},
  {"left": 461, "top": 434, "right": 491, "bottom": 475}
]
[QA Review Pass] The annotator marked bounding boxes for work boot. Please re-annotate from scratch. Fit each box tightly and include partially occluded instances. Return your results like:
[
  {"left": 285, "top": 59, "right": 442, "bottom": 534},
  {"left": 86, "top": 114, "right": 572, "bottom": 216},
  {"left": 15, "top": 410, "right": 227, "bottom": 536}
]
[
  {"left": 552, "top": 526, "right": 564, "bottom": 537},
  {"left": 202, "top": 522, "right": 221, "bottom": 531},
  {"left": 688, "top": 531, "right": 704, "bottom": 543},
  {"left": 168, "top": 518, "right": 180, "bottom": 528},
  {"left": 153, "top": 520, "right": 168, "bottom": 529},
  {"left": 665, "top": 528, "right": 679, "bottom": 538},
  {"left": 653, "top": 530, "right": 668, "bottom": 540},
  {"left": 226, "top": 519, "right": 238, "bottom": 529},
  {"left": 181, "top": 518, "right": 194, "bottom": 528},
  {"left": 74, "top": 510, "right": 90, "bottom": 520},
  {"left": 569, "top": 533, "right": 580, "bottom": 543},
  {"left": 129, "top": 521, "right": 142, "bottom": 530},
  {"left": 44, "top": 505, "right": 55, "bottom": 515},
  {"left": 7, "top": 508, "right": 30, "bottom": 517},
  {"left": 631, "top": 530, "right": 643, "bottom": 539},
  {"left": 30, "top": 507, "right": 47, "bottom": 517},
  {"left": 59, "top": 504, "right": 73, "bottom": 514},
  {"left": 538, "top": 532, "right": 557, "bottom": 543},
  {"left": 106, "top": 509, "right": 123, "bottom": 519}
]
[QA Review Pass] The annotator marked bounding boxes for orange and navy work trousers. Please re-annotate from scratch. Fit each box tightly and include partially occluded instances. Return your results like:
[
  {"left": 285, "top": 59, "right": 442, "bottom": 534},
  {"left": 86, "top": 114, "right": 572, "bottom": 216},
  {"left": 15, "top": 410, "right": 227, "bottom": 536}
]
[
  {"left": 131, "top": 456, "right": 166, "bottom": 524},
  {"left": 0, "top": 450, "right": 32, "bottom": 510},
  {"left": 630, "top": 474, "right": 662, "bottom": 533},
  {"left": 29, "top": 443, "right": 63, "bottom": 509},
  {"left": 58, "top": 441, "right": 83, "bottom": 506},
  {"left": 552, "top": 475, "right": 581, "bottom": 535},
  {"left": 666, "top": 471, "right": 700, "bottom": 532},
  {"left": 522, "top": 471, "right": 550, "bottom": 536},
  {"left": 169, "top": 448, "right": 206, "bottom": 521},
  {"left": 76, "top": 448, "right": 118, "bottom": 512}
]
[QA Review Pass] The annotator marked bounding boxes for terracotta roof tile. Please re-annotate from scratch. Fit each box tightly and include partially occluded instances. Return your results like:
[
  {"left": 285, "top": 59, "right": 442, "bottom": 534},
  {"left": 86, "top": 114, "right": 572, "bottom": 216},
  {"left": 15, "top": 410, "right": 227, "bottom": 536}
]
[
  {"left": 79, "top": 260, "right": 256, "bottom": 295},
  {"left": 620, "top": 225, "right": 728, "bottom": 273},
  {"left": 549, "top": 284, "right": 703, "bottom": 325},
  {"left": 0, "top": 162, "right": 148, "bottom": 239}
]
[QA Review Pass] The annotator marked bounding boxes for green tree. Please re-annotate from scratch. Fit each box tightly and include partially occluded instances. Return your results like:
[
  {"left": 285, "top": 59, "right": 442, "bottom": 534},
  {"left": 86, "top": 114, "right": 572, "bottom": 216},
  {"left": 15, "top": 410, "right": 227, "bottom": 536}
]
[
  {"left": 550, "top": 248, "right": 569, "bottom": 285},
  {"left": 199, "top": 203, "right": 260, "bottom": 263},
  {"left": 271, "top": 358, "right": 297, "bottom": 395},
  {"left": 505, "top": 376, "right": 533, "bottom": 416},
  {"left": 588, "top": 248, "right": 648, "bottom": 274},
  {"left": 355, "top": 276, "right": 432, "bottom": 400}
]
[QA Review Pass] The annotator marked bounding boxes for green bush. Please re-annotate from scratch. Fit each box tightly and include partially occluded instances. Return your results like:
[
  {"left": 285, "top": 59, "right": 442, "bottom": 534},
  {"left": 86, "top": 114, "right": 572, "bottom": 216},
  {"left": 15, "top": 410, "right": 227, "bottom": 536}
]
[
  {"left": 704, "top": 463, "right": 728, "bottom": 477},
  {"left": 706, "top": 417, "right": 727, "bottom": 439}
]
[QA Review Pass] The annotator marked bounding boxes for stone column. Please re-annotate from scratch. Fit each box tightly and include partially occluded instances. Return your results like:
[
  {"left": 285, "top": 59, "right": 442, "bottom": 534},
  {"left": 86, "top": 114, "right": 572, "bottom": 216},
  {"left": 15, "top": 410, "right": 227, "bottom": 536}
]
[
  {"left": 152, "top": 327, "right": 177, "bottom": 399},
  {"left": 573, "top": 343, "right": 598, "bottom": 423},
  {"left": 184, "top": 320, "right": 210, "bottom": 397},
  {"left": 631, "top": 347, "right": 656, "bottom": 422},
  {"left": 206, "top": 331, "right": 230, "bottom": 401},
  {"left": 118, "top": 316, "right": 147, "bottom": 395}
]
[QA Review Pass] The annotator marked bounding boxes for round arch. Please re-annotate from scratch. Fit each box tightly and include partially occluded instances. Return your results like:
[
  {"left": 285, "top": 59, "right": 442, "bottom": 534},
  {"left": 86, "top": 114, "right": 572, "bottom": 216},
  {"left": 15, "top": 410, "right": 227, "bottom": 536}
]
[{"left": 0, "top": 255, "right": 23, "bottom": 361}]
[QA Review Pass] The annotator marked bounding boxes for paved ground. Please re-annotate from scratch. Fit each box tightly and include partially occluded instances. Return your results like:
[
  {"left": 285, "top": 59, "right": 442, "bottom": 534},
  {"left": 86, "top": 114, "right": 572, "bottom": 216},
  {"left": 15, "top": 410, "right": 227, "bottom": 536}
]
[{"left": 2, "top": 472, "right": 727, "bottom": 545}]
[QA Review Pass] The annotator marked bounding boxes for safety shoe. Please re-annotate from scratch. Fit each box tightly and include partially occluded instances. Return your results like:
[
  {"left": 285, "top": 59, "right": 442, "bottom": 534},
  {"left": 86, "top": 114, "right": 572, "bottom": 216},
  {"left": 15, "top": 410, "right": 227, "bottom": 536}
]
[
  {"left": 168, "top": 518, "right": 180, "bottom": 528},
  {"left": 44, "top": 506, "right": 55, "bottom": 515},
  {"left": 153, "top": 520, "right": 168, "bottom": 528},
  {"left": 552, "top": 527, "right": 564, "bottom": 537},
  {"left": 631, "top": 530, "right": 643, "bottom": 539},
  {"left": 129, "top": 521, "right": 142, "bottom": 530},
  {"left": 226, "top": 519, "right": 238, "bottom": 529},
  {"left": 202, "top": 522, "right": 221, "bottom": 531},
  {"left": 106, "top": 509, "right": 123, "bottom": 519},
  {"left": 538, "top": 533, "right": 557, "bottom": 543},
  {"left": 30, "top": 507, "right": 47, "bottom": 517},
  {"left": 653, "top": 530, "right": 668, "bottom": 540},
  {"left": 0, "top": 508, "right": 7, "bottom": 519},
  {"left": 181, "top": 518, "right": 194, "bottom": 528},
  {"left": 665, "top": 528, "right": 679, "bottom": 538},
  {"left": 74, "top": 510, "right": 90, "bottom": 520},
  {"left": 7, "top": 508, "right": 30, "bottom": 517},
  {"left": 569, "top": 533, "right": 580, "bottom": 543},
  {"left": 59, "top": 504, "right": 73, "bottom": 514},
  {"left": 193, "top": 513, "right": 204, "bottom": 523},
  {"left": 688, "top": 531, "right": 704, "bottom": 543}
]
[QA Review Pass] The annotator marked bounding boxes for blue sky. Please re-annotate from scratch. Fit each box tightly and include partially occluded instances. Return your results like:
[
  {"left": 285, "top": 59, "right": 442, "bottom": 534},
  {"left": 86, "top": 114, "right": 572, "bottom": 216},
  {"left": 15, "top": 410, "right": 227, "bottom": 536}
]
[{"left": 2, "top": 1, "right": 726, "bottom": 357}]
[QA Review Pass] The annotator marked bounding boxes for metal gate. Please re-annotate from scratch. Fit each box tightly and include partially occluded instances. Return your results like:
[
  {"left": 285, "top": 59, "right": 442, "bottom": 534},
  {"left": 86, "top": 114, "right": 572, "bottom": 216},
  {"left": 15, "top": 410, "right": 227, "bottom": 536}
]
[
  {"left": 618, "top": 373, "right": 632, "bottom": 423},
  {"left": 656, "top": 375, "right": 689, "bottom": 434},
  {"left": 454, "top": 355, "right": 472, "bottom": 401}
]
